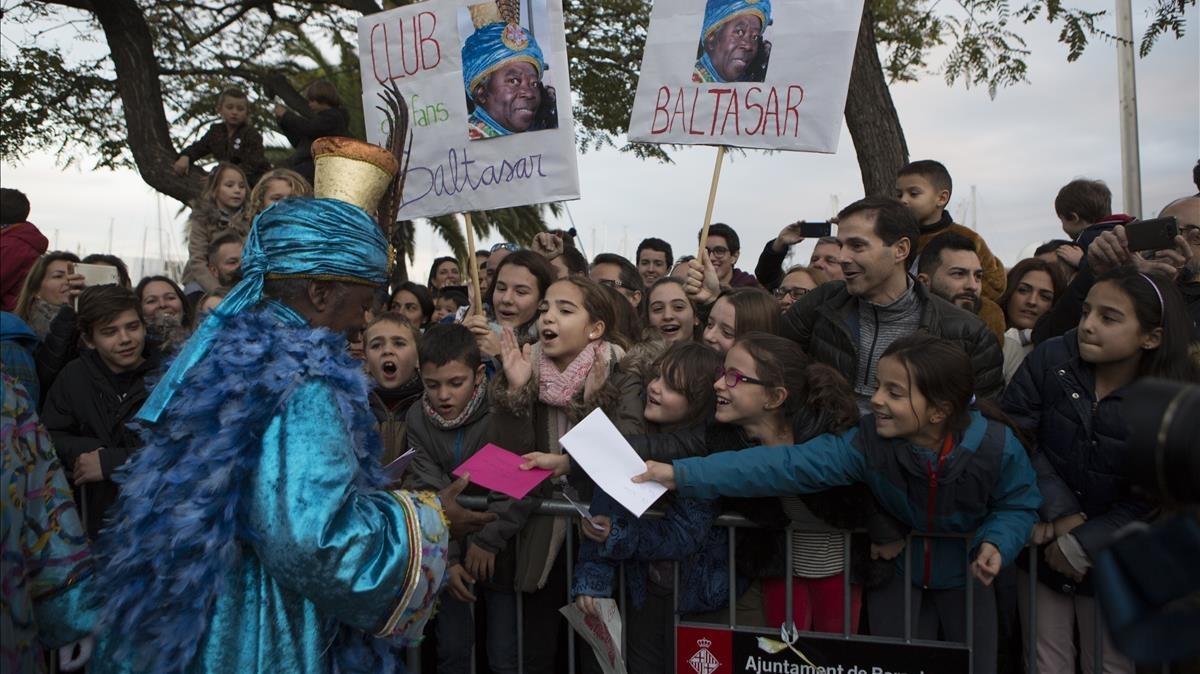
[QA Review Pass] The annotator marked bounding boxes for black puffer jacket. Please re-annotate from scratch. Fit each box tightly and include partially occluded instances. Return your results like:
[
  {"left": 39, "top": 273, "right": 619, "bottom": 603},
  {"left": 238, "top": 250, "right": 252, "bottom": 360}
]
[
  {"left": 40, "top": 347, "right": 160, "bottom": 539},
  {"left": 781, "top": 280, "right": 1004, "bottom": 401},
  {"left": 1001, "top": 330, "right": 1154, "bottom": 595}
]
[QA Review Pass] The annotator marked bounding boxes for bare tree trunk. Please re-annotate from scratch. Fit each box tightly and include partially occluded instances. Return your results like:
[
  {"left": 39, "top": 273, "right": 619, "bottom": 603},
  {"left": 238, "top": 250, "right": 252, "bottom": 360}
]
[
  {"left": 80, "top": 0, "right": 201, "bottom": 204},
  {"left": 844, "top": 4, "right": 909, "bottom": 198}
]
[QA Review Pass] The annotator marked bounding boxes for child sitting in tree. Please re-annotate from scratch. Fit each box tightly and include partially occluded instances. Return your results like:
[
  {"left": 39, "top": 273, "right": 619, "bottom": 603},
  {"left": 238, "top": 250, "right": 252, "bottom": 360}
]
[
  {"left": 173, "top": 87, "right": 271, "bottom": 188},
  {"left": 896, "top": 160, "right": 1007, "bottom": 302}
]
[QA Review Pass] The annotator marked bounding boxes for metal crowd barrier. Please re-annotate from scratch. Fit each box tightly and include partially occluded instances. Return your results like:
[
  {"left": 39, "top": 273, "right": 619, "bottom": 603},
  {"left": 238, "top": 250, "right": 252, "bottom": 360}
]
[{"left": 403, "top": 496, "right": 1164, "bottom": 674}]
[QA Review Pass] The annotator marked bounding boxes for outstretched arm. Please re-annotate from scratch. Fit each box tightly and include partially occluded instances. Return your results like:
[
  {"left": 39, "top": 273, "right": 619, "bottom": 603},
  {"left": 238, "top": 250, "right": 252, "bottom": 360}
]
[{"left": 636, "top": 430, "right": 865, "bottom": 500}]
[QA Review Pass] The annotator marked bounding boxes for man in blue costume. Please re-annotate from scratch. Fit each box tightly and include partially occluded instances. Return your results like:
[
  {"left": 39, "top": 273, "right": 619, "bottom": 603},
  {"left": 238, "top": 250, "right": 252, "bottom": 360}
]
[
  {"left": 693, "top": 0, "right": 773, "bottom": 83},
  {"left": 463, "top": 3, "right": 553, "bottom": 139},
  {"left": 89, "top": 138, "right": 495, "bottom": 673}
]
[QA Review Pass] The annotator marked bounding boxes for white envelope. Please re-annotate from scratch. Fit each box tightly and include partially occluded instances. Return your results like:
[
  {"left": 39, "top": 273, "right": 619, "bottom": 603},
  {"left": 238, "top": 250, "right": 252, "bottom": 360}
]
[{"left": 559, "top": 408, "right": 666, "bottom": 517}]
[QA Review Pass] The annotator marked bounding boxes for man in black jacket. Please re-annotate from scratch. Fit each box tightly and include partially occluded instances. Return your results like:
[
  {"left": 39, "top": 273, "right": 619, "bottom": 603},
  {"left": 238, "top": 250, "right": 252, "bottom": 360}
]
[{"left": 781, "top": 196, "right": 1004, "bottom": 412}]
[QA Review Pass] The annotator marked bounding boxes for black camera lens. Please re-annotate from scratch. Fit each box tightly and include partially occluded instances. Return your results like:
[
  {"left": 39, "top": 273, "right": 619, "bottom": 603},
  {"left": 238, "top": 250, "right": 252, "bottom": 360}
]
[{"left": 1123, "top": 378, "right": 1200, "bottom": 503}]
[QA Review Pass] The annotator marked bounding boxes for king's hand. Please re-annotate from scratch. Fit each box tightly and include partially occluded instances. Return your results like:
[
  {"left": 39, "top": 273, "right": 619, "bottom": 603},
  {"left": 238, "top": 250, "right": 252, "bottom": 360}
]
[{"left": 437, "top": 474, "right": 498, "bottom": 539}]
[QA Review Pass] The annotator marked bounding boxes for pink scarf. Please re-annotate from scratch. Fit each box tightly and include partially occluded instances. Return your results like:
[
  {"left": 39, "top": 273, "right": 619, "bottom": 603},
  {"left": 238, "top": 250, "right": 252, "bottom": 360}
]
[{"left": 537, "top": 341, "right": 602, "bottom": 408}]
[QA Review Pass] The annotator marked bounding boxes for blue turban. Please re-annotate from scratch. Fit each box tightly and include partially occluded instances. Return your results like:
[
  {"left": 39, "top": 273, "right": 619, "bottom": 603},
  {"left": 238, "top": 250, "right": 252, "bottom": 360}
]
[
  {"left": 702, "top": 0, "right": 771, "bottom": 38},
  {"left": 137, "top": 198, "right": 388, "bottom": 423},
  {"left": 462, "top": 22, "right": 546, "bottom": 96}
]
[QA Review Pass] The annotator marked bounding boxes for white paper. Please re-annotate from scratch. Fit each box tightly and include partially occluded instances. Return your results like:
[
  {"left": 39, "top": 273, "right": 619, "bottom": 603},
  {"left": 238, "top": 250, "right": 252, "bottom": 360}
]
[
  {"left": 559, "top": 409, "right": 666, "bottom": 517},
  {"left": 358, "top": 0, "right": 581, "bottom": 220},
  {"left": 560, "top": 599, "right": 627, "bottom": 674},
  {"left": 627, "top": 0, "right": 863, "bottom": 152}
]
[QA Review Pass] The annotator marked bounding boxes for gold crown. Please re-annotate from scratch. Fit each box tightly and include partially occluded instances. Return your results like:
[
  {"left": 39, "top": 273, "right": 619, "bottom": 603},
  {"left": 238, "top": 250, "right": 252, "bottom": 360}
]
[{"left": 311, "top": 136, "right": 399, "bottom": 214}]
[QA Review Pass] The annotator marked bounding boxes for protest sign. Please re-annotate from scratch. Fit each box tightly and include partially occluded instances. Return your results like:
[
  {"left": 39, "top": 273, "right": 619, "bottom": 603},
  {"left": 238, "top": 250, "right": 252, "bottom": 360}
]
[
  {"left": 358, "top": 0, "right": 580, "bottom": 220},
  {"left": 628, "top": 0, "right": 863, "bottom": 153}
]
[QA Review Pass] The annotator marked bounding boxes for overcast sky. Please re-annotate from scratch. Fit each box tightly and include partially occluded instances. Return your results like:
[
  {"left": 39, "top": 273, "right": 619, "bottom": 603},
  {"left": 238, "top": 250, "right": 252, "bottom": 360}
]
[{"left": 3, "top": 2, "right": 1197, "bottom": 281}]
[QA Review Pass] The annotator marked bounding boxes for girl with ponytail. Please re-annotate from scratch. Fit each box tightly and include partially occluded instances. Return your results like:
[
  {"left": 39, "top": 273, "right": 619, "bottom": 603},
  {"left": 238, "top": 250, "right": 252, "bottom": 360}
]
[{"left": 636, "top": 334, "right": 1041, "bottom": 674}]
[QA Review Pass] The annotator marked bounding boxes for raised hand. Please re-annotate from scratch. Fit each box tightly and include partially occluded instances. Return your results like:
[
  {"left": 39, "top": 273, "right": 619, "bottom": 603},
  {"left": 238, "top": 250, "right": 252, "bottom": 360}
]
[
  {"left": 499, "top": 327, "right": 533, "bottom": 390},
  {"left": 172, "top": 155, "right": 191, "bottom": 176},
  {"left": 463, "top": 314, "right": 500, "bottom": 358},
  {"left": 684, "top": 249, "right": 720, "bottom": 306},
  {"left": 772, "top": 222, "right": 807, "bottom": 253},
  {"left": 532, "top": 231, "right": 564, "bottom": 260}
]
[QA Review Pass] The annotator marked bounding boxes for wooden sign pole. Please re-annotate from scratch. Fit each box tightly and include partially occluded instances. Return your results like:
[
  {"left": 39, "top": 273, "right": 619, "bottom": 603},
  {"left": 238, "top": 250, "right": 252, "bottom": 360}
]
[
  {"left": 462, "top": 212, "right": 484, "bottom": 317},
  {"left": 697, "top": 145, "right": 727, "bottom": 257}
]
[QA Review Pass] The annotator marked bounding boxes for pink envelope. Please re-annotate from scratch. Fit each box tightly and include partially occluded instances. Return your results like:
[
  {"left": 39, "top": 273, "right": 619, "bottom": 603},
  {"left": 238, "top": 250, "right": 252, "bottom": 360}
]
[{"left": 452, "top": 443, "right": 552, "bottom": 499}]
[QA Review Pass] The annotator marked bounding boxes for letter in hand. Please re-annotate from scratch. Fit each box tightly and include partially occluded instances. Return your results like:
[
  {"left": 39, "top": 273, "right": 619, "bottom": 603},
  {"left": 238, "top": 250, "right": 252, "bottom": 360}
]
[
  {"left": 438, "top": 474, "right": 498, "bottom": 539},
  {"left": 632, "top": 461, "right": 676, "bottom": 490},
  {"left": 499, "top": 327, "right": 534, "bottom": 390},
  {"left": 580, "top": 514, "right": 611, "bottom": 544},
  {"left": 575, "top": 594, "right": 600, "bottom": 618},
  {"left": 520, "top": 451, "right": 571, "bottom": 477},
  {"left": 971, "top": 542, "right": 1002, "bottom": 586},
  {"left": 446, "top": 564, "right": 477, "bottom": 602},
  {"left": 1045, "top": 538, "right": 1085, "bottom": 582}
]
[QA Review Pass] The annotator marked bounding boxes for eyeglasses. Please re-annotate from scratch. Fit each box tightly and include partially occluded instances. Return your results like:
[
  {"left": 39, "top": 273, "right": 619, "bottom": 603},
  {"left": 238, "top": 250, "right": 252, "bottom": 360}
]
[
  {"left": 490, "top": 242, "right": 520, "bottom": 253},
  {"left": 773, "top": 286, "right": 810, "bottom": 300},
  {"left": 1181, "top": 224, "right": 1200, "bottom": 242},
  {"left": 705, "top": 246, "right": 731, "bottom": 258},
  {"left": 597, "top": 279, "right": 625, "bottom": 289},
  {"left": 716, "top": 366, "right": 767, "bottom": 388}
]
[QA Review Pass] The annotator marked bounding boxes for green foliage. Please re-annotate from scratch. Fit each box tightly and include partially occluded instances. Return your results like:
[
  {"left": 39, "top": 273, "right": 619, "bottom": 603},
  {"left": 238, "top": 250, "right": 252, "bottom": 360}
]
[
  {"left": 1, "top": 0, "right": 1193, "bottom": 174},
  {"left": 0, "top": 45, "right": 117, "bottom": 165}
]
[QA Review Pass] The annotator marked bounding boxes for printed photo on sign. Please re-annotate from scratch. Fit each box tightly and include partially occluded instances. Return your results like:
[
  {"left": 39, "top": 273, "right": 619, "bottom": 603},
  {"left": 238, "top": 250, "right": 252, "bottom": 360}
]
[
  {"left": 692, "top": 0, "right": 773, "bottom": 84},
  {"left": 459, "top": 0, "right": 559, "bottom": 141},
  {"left": 359, "top": 0, "right": 581, "bottom": 221},
  {"left": 628, "top": 0, "right": 863, "bottom": 152}
]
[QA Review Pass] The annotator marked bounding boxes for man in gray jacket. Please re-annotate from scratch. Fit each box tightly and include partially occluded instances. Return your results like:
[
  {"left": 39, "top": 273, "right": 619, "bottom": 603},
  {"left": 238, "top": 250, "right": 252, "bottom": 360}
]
[{"left": 782, "top": 196, "right": 1004, "bottom": 412}]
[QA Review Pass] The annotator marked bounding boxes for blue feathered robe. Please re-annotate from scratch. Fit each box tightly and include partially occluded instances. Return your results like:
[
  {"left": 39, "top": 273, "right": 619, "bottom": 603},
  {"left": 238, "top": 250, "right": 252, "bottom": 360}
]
[{"left": 89, "top": 300, "right": 448, "bottom": 674}]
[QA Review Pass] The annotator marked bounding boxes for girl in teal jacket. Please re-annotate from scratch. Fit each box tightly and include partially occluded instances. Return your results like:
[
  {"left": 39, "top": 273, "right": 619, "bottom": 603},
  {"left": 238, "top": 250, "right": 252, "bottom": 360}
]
[{"left": 636, "top": 334, "right": 1041, "bottom": 674}]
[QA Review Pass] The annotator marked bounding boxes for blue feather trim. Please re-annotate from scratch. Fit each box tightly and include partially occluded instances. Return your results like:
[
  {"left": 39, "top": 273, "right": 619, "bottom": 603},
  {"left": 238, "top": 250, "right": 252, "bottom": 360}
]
[{"left": 93, "top": 303, "right": 395, "bottom": 673}]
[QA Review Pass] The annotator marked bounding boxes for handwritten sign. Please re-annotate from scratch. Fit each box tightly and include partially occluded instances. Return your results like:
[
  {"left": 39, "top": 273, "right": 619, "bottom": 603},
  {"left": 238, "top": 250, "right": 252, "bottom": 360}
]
[
  {"left": 628, "top": 0, "right": 863, "bottom": 152},
  {"left": 358, "top": 0, "right": 580, "bottom": 220}
]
